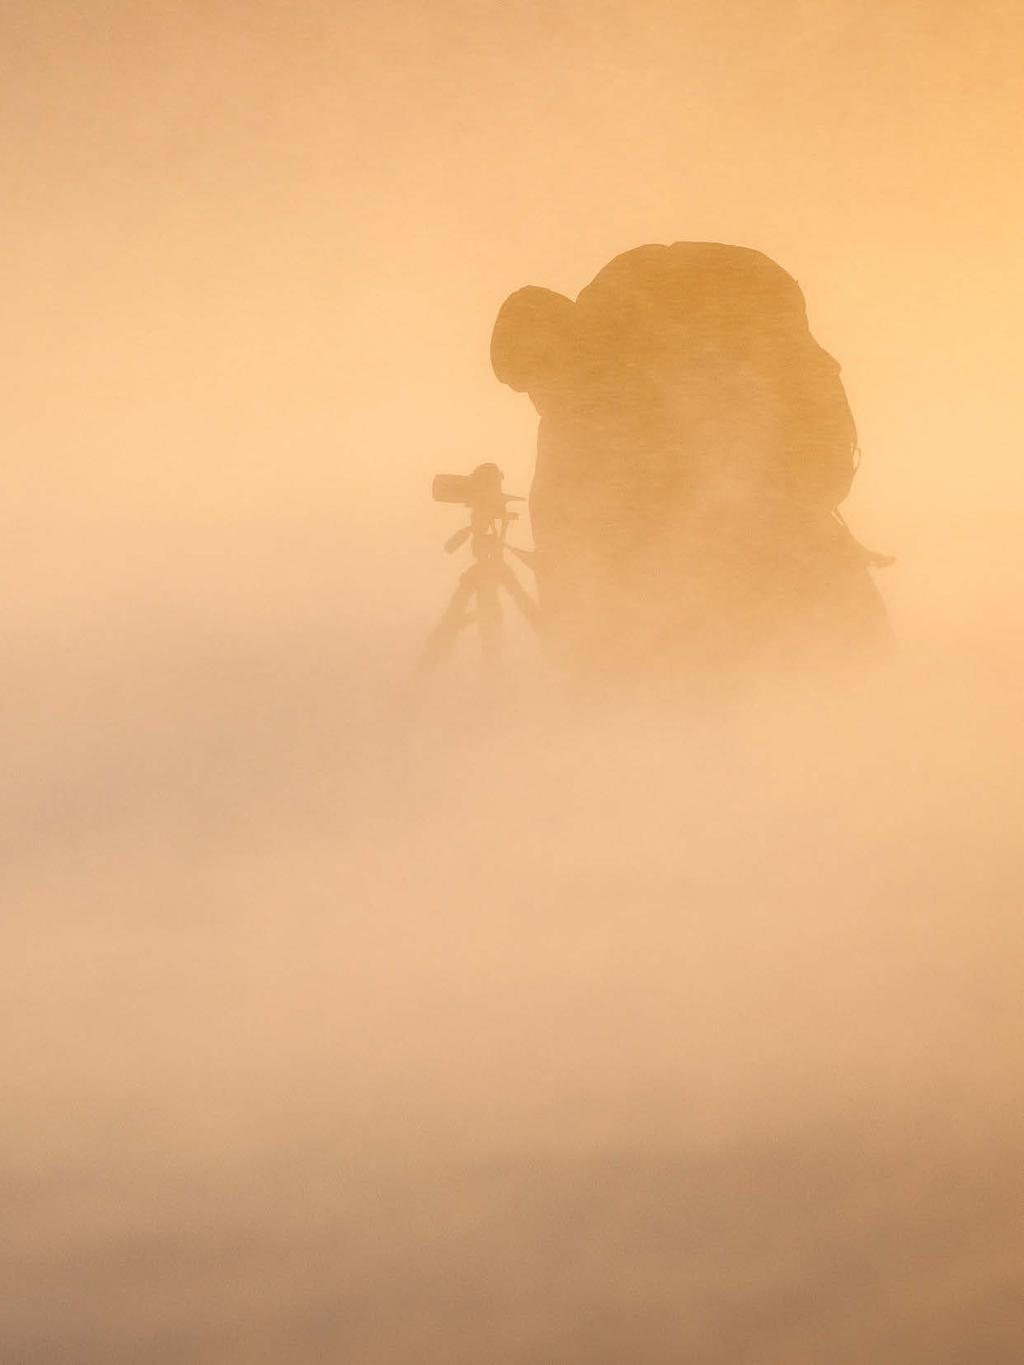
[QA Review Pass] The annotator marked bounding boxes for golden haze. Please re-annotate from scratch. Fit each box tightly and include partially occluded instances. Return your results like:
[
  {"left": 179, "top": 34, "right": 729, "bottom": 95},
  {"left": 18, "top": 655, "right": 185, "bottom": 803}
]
[{"left": 2, "top": 2, "right": 1022, "bottom": 1361}]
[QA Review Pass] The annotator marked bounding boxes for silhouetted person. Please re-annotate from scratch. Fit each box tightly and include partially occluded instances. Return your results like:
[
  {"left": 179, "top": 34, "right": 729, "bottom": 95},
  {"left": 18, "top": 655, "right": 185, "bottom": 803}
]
[{"left": 491, "top": 242, "right": 890, "bottom": 681}]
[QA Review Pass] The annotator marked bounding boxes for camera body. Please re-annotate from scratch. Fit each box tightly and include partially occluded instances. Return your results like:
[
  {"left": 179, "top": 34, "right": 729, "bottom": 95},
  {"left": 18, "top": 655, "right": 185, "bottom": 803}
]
[{"left": 432, "top": 462, "right": 510, "bottom": 524}]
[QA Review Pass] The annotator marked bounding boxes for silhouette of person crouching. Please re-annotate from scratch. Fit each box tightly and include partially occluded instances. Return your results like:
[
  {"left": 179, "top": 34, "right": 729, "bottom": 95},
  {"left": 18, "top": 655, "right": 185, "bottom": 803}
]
[{"left": 491, "top": 242, "right": 891, "bottom": 682}]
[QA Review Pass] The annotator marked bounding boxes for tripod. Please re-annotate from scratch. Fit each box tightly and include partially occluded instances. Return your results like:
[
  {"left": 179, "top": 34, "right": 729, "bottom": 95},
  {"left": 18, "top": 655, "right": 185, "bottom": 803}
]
[{"left": 420, "top": 499, "right": 540, "bottom": 672}]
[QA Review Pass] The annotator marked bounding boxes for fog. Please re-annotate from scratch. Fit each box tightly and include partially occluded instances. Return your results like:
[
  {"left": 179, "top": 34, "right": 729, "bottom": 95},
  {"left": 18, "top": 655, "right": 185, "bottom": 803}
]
[{"left": 3, "top": 2, "right": 1023, "bottom": 1361}]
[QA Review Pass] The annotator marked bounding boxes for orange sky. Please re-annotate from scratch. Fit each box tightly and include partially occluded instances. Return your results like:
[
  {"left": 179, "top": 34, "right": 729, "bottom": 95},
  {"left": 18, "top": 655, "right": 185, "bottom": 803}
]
[{"left": 3, "top": 0, "right": 1022, "bottom": 635}]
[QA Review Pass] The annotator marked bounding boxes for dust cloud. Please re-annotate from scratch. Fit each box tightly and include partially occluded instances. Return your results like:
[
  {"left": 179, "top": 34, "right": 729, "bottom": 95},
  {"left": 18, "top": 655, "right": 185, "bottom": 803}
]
[{"left": 3, "top": 2, "right": 1023, "bottom": 1362}]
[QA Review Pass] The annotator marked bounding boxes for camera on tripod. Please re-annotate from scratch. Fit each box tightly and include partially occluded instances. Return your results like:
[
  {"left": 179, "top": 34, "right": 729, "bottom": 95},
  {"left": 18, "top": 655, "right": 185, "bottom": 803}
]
[
  {"left": 432, "top": 462, "right": 517, "bottom": 527},
  {"left": 420, "top": 461, "right": 539, "bottom": 673}
]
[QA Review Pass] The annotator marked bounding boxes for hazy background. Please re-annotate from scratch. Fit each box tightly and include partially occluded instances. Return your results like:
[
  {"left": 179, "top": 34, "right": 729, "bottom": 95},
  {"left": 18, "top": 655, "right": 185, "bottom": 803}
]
[{"left": 3, "top": 1, "right": 1022, "bottom": 1361}]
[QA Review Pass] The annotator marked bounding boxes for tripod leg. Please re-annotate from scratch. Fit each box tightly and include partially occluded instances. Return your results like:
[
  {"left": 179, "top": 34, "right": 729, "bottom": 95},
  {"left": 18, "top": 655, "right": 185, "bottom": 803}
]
[
  {"left": 498, "top": 561, "right": 542, "bottom": 632},
  {"left": 418, "top": 566, "right": 479, "bottom": 671},
  {"left": 476, "top": 570, "right": 503, "bottom": 669}
]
